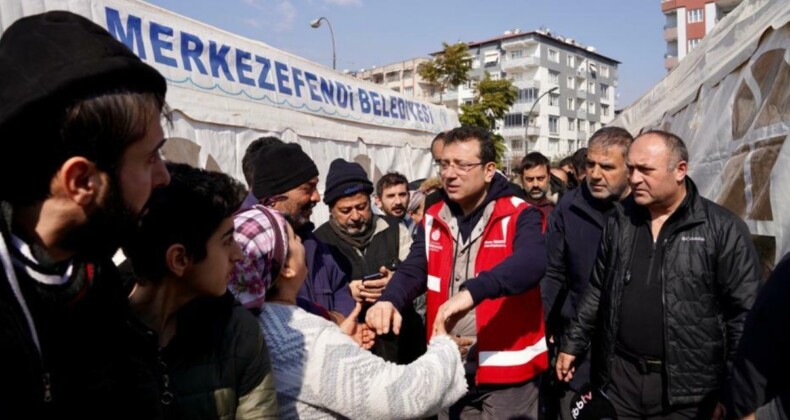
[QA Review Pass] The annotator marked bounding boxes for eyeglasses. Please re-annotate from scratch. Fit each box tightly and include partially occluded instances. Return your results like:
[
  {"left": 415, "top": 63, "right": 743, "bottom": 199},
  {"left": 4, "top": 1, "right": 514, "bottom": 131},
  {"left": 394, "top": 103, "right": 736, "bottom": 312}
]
[{"left": 435, "top": 161, "right": 484, "bottom": 173}]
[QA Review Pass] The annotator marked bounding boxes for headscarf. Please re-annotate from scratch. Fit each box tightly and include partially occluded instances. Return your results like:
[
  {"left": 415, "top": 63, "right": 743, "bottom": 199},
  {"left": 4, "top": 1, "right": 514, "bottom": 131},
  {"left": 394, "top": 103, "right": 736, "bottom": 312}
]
[{"left": 228, "top": 204, "right": 289, "bottom": 309}]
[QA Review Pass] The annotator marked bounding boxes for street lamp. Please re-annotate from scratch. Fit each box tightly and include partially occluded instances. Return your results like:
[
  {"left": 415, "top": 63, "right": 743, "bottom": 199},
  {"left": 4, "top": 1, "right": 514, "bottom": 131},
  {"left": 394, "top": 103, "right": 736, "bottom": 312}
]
[
  {"left": 310, "top": 17, "right": 336, "bottom": 70},
  {"left": 524, "top": 86, "right": 558, "bottom": 139}
]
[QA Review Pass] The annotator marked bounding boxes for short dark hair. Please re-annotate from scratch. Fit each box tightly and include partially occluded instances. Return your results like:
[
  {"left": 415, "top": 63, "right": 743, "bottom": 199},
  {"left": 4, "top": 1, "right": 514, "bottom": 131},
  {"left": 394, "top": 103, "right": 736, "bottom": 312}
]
[
  {"left": 571, "top": 147, "right": 588, "bottom": 176},
  {"left": 588, "top": 126, "right": 633, "bottom": 158},
  {"left": 3, "top": 91, "right": 167, "bottom": 205},
  {"left": 376, "top": 172, "right": 409, "bottom": 197},
  {"left": 558, "top": 156, "right": 573, "bottom": 169},
  {"left": 431, "top": 132, "right": 445, "bottom": 149},
  {"left": 242, "top": 136, "right": 283, "bottom": 186},
  {"left": 125, "top": 162, "right": 247, "bottom": 282},
  {"left": 640, "top": 130, "right": 689, "bottom": 169},
  {"left": 443, "top": 126, "right": 497, "bottom": 164},
  {"left": 519, "top": 152, "right": 550, "bottom": 174}
]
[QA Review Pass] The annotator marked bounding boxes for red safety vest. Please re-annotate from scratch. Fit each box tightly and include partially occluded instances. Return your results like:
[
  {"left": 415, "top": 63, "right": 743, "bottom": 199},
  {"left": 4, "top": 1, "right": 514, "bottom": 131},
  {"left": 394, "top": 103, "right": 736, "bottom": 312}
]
[{"left": 424, "top": 196, "right": 548, "bottom": 385}]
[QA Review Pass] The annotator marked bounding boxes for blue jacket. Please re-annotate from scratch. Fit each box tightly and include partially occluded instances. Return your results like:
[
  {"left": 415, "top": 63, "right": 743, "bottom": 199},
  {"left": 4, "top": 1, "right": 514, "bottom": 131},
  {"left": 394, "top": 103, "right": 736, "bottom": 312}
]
[
  {"left": 297, "top": 227, "right": 355, "bottom": 317},
  {"left": 541, "top": 182, "right": 616, "bottom": 390}
]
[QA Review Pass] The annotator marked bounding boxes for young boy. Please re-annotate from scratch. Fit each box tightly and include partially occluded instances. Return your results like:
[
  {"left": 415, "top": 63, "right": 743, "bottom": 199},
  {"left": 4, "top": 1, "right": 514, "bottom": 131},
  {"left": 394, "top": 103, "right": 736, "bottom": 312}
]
[{"left": 122, "top": 162, "right": 278, "bottom": 418}]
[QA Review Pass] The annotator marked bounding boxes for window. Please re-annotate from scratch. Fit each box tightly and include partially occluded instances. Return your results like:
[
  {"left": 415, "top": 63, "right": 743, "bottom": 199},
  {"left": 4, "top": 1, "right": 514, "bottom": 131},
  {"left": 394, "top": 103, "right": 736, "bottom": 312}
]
[
  {"left": 471, "top": 58, "right": 480, "bottom": 69},
  {"left": 568, "top": 140, "right": 575, "bottom": 153},
  {"left": 549, "top": 93, "right": 560, "bottom": 106},
  {"left": 510, "top": 72, "right": 523, "bottom": 81},
  {"left": 404, "top": 86, "right": 413, "bottom": 95},
  {"left": 600, "top": 83, "right": 610, "bottom": 97},
  {"left": 548, "top": 49, "right": 559, "bottom": 63},
  {"left": 602, "top": 104, "right": 610, "bottom": 117},
  {"left": 549, "top": 70, "right": 560, "bottom": 85},
  {"left": 687, "top": 38, "right": 701, "bottom": 51},
  {"left": 601, "top": 66, "right": 609, "bottom": 78},
  {"left": 568, "top": 117, "right": 576, "bottom": 131},
  {"left": 567, "top": 98, "right": 575, "bottom": 110},
  {"left": 490, "top": 72, "right": 501, "bottom": 81},
  {"left": 402, "top": 69, "right": 412, "bottom": 79},
  {"left": 510, "top": 50, "right": 523, "bottom": 59},
  {"left": 504, "top": 113, "right": 525, "bottom": 127},
  {"left": 567, "top": 76, "right": 575, "bottom": 89},
  {"left": 588, "top": 62, "right": 597, "bottom": 79},
  {"left": 549, "top": 138, "right": 560, "bottom": 153},
  {"left": 588, "top": 82, "right": 596, "bottom": 94},
  {"left": 484, "top": 51, "right": 500, "bottom": 67},
  {"left": 511, "top": 139, "right": 524, "bottom": 151},
  {"left": 566, "top": 55, "right": 575, "bottom": 67},
  {"left": 549, "top": 116, "right": 559, "bottom": 134},
  {"left": 687, "top": 8, "right": 703, "bottom": 23},
  {"left": 517, "top": 88, "right": 539, "bottom": 103},
  {"left": 588, "top": 102, "right": 596, "bottom": 114}
]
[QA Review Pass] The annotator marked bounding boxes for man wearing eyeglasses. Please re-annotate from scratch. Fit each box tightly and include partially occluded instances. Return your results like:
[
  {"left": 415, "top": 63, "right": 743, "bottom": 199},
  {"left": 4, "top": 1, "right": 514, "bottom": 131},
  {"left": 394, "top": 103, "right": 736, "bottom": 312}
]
[{"left": 367, "top": 126, "right": 548, "bottom": 419}]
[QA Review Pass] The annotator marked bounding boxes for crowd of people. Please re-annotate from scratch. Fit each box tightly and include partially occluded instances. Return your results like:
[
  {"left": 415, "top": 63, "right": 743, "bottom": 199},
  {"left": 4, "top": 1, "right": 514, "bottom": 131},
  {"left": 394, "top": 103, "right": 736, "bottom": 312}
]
[{"left": 0, "top": 10, "right": 787, "bottom": 420}]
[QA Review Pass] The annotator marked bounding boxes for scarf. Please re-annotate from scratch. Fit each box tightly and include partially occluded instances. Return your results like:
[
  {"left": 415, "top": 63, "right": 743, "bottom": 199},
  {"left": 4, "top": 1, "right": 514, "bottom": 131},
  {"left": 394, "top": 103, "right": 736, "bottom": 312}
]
[{"left": 328, "top": 214, "right": 377, "bottom": 250}]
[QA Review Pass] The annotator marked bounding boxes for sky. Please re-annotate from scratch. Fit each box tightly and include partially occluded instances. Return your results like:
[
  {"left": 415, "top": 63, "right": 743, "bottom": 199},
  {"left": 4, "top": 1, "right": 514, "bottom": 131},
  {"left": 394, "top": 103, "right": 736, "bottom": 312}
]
[{"left": 147, "top": 0, "right": 667, "bottom": 108}]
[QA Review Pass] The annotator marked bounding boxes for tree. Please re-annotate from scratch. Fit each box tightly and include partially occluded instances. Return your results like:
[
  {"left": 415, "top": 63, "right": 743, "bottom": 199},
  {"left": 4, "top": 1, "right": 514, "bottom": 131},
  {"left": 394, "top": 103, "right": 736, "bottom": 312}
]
[
  {"left": 417, "top": 42, "right": 471, "bottom": 101},
  {"left": 458, "top": 72, "right": 518, "bottom": 167}
]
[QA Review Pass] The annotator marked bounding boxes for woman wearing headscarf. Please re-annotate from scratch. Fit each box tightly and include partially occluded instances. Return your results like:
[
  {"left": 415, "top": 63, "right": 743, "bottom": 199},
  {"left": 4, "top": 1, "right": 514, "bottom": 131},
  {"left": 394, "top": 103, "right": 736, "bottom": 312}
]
[{"left": 229, "top": 205, "right": 467, "bottom": 419}]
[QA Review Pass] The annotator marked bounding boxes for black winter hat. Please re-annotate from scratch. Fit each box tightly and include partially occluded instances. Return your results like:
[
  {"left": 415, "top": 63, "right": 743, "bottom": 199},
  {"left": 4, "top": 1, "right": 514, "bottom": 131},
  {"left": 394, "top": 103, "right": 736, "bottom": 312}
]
[
  {"left": 252, "top": 143, "right": 319, "bottom": 199},
  {"left": 0, "top": 11, "right": 167, "bottom": 132},
  {"left": 323, "top": 159, "right": 373, "bottom": 206}
]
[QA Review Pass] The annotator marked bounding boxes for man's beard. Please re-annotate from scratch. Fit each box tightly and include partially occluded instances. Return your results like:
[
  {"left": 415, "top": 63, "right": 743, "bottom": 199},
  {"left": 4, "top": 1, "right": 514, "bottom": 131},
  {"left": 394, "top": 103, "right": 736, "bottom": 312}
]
[{"left": 64, "top": 177, "right": 140, "bottom": 260}]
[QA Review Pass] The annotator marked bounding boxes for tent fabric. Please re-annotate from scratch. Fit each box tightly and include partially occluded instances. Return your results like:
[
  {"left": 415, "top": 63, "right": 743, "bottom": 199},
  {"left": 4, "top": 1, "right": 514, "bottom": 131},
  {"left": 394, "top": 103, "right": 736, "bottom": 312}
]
[
  {"left": 0, "top": 0, "right": 458, "bottom": 226},
  {"left": 612, "top": 0, "right": 790, "bottom": 270}
]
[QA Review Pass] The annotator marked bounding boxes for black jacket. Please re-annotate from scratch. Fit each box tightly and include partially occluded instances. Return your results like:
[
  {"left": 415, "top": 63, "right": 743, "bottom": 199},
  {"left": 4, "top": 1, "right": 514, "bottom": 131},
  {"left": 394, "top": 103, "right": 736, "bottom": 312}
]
[
  {"left": 0, "top": 202, "right": 132, "bottom": 419},
  {"left": 561, "top": 178, "right": 761, "bottom": 405},
  {"left": 122, "top": 293, "right": 277, "bottom": 419},
  {"left": 727, "top": 253, "right": 790, "bottom": 417}
]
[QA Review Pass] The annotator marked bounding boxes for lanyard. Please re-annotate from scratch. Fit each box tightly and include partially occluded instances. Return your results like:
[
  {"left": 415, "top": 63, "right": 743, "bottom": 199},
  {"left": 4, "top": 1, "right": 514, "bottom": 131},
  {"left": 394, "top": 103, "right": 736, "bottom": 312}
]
[{"left": 0, "top": 233, "right": 41, "bottom": 355}]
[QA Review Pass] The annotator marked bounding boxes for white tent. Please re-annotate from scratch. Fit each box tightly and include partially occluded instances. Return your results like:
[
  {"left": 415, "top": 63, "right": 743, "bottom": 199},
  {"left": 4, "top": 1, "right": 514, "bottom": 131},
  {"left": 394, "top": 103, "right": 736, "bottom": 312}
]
[
  {"left": 0, "top": 0, "right": 457, "bottom": 224},
  {"left": 613, "top": 0, "right": 790, "bottom": 272}
]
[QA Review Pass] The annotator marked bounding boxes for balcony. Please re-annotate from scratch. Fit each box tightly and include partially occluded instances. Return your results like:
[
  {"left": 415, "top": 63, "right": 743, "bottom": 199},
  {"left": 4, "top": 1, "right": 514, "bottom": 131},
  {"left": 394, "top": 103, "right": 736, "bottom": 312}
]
[
  {"left": 576, "top": 89, "right": 587, "bottom": 99},
  {"left": 576, "top": 109, "right": 587, "bottom": 119},
  {"left": 431, "top": 89, "right": 458, "bottom": 103},
  {"left": 525, "top": 125, "right": 540, "bottom": 137},
  {"left": 664, "top": 55, "right": 678, "bottom": 71},
  {"left": 661, "top": 0, "right": 678, "bottom": 13},
  {"left": 663, "top": 26, "right": 678, "bottom": 41},
  {"left": 501, "top": 37, "right": 538, "bottom": 50},
  {"left": 502, "top": 124, "right": 542, "bottom": 139},
  {"left": 511, "top": 101, "right": 540, "bottom": 115},
  {"left": 502, "top": 56, "right": 540, "bottom": 71},
  {"left": 512, "top": 79, "right": 541, "bottom": 90},
  {"left": 577, "top": 131, "right": 588, "bottom": 141}
]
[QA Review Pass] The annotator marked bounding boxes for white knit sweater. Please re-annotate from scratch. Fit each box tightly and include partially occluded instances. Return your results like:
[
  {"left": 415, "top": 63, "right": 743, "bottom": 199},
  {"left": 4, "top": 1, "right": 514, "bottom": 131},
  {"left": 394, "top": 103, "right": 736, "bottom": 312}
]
[{"left": 259, "top": 303, "right": 467, "bottom": 419}]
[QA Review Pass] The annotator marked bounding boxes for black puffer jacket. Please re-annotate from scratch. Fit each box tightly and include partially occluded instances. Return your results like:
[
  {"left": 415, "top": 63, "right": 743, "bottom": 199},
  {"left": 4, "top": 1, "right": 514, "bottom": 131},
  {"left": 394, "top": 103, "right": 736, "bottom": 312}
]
[{"left": 561, "top": 178, "right": 761, "bottom": 405}]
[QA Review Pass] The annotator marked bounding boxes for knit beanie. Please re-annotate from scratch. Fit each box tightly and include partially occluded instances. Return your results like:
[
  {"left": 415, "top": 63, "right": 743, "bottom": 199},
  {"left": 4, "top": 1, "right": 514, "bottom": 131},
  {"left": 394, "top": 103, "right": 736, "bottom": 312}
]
[
  {"left": 0, "top": 11, "right": 166, "bottom": 202},
  {"left": 0, "top": 11, "right": 166, "bottom": 133},
  {"left": 229, "top": 205, "right": 290, "bottom": 309},
  {"left": 323, "top": 159, "right": 374, "bottom": 206},
  {"left": 251, "top": 143, "right": 319, "bottom": 199}
]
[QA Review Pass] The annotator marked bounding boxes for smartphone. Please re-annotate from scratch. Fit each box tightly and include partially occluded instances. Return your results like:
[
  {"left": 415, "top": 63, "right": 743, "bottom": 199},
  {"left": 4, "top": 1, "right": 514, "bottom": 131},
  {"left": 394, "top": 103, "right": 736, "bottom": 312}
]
[{"left": 362, "top": 272, "right": 384, "bottom": 282}]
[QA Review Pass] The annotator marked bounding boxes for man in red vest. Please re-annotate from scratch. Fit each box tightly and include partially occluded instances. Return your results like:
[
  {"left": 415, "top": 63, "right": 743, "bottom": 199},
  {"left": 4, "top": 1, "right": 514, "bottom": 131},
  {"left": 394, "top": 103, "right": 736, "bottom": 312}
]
[{"left": 367, "top": 126, "right": 548, "bottom": 419}]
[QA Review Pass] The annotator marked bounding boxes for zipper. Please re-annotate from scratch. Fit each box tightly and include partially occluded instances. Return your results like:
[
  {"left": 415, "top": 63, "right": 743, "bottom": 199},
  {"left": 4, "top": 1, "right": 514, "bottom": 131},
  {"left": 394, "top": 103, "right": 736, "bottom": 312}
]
[
  {"left": 41, "top": 371, "right": 52, "bottom": 403},
  {"left": 157, "top": 348, "right": 174, "bottom": 406}
]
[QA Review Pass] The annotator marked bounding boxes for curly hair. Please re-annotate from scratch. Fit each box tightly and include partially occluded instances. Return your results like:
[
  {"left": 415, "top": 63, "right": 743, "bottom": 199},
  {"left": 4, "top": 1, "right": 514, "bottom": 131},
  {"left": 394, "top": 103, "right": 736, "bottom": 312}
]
[{"left": 125, "top": 162, "right": 247, "bottom": 282}]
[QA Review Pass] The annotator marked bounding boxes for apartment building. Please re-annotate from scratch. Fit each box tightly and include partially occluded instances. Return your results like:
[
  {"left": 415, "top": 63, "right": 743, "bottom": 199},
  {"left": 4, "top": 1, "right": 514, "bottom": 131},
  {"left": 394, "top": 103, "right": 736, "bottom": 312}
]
[
  {"left": 436, "top": 29, "right": 620, "bottom": 166},
  {"left": 662, "top": 0, "right": 742, "bottom": 71},
  {"left": 354, "top": 58, "right": 434, "bottom": 101}
]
